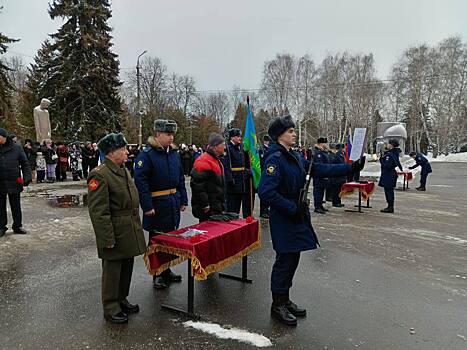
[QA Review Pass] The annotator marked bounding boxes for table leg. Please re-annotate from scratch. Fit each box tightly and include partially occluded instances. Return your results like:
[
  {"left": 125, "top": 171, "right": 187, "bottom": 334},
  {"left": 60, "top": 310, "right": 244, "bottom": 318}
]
[
  {"left": 161, "top": 259, "right": 200, "bottom": 319},
  {"left": 365, "top": 198, "right": 372, "bottom": 208},
  {"left": 219, "top": 256, "right": 253, "bottom": 283},
  {"left": 348, "top": 190, "right": 364, "bottom": 213}
]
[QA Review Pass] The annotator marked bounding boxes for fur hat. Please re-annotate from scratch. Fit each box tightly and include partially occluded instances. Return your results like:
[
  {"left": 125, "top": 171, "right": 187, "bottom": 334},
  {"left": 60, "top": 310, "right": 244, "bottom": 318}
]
[
  {"left": 0, "top": 128, "right": 8, "bottom": 138},
  {"left": 208, "top": 133, "right": 225, "bottom": 147},
  {"left": 317, "top": 137, "right": 328, "bottom": 144},
  {"left": 268, "top": 115, "right": 295, "bottom": 141},
  {"left": 154, "top": 119, "right": 177, "bottom": 133},
  {"left": 228, "top": 128, "right": 242, "bottom": 139},
  {"left": 388, "top": 139, "right": 400, "bottom": 148},
  {"left": 97, "top": 133, "right": 128, "bottom": 155}
]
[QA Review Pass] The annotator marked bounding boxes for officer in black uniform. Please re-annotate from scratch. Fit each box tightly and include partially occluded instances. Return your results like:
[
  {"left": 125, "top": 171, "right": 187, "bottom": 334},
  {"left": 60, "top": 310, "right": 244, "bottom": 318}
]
[
  {"left": 329, "top": 144, "right": 346, "bottom": 207},
  {"left": 223, "top": 128, "right": 252, "bottom": 217},
  {"left": 408, "top": 151, "right": 432, "bottom": 191},
  {"left": 258, "top": 135, "right": 271, "bottom": 218},
  {"left": 312, "top": 137, "right": 330, "bottom": 214},
  {"left": 259, "top": 115, "right": 365, "bottom": 326}
]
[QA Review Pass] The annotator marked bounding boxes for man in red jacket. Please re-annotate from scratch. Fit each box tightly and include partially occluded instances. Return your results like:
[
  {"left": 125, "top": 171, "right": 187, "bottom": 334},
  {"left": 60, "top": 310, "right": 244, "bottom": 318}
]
[{"left": 190, "top": 133, "right": 226, "bottom": 222}]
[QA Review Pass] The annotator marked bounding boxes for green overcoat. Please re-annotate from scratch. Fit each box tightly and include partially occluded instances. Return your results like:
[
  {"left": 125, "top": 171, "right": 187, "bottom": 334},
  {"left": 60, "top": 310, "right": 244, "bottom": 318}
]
[{"left": 87, "top": 158, "right": 146, "bottom": 260}]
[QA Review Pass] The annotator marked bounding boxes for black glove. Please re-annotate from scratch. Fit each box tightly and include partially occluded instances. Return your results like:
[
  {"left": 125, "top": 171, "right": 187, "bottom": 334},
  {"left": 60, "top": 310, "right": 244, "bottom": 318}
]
[
  {"left": 295, "top": 201, "right": 309, "bottom": 220},
  {"left": 351, "top": 156, "right": 366, "bottom": 173},
  {"left": 23, "top": 180, "right": 31, "bottom": 187}
]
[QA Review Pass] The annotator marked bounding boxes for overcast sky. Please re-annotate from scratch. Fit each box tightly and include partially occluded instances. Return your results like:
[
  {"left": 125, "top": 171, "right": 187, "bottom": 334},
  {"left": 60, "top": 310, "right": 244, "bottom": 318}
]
[{"left": 2, "top": 0, "right": 466, "bottom": 90}]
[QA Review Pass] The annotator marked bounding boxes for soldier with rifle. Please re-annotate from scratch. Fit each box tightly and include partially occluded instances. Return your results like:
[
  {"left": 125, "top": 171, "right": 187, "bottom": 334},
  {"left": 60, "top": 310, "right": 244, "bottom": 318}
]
[{"left": 258, "top": 115, "right": 365, "bottom": 326}]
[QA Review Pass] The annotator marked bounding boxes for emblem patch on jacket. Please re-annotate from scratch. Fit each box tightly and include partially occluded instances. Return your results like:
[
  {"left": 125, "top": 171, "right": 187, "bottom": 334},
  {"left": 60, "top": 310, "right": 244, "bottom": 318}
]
[
  {"left": 136, "top": 160, "right": 143, "bottom": 168},
  {"left": 266, "top": 165, "right": 276, "bottom": 175},
  {"left": 88, "top": 179, "right": 99, "bottom": 191}
]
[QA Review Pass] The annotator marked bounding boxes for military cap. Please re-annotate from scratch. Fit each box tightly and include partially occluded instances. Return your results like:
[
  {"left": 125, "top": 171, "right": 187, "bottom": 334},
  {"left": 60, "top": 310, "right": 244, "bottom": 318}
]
[
  {"left": 317, "top": 137, "right": 328, "bottom": 144},
  {"left": 268, "top": 115, "right": 295, "bottom": 141},
  {"left": 409, "top": 151, "right": 416, "bottom": 157},
  {"left": 154, "top": 119, "right": 177, "bottom": 133},
  {"left": 228, "top": 128, "right": 242, "bottom": 138},
  {"left": 97, "top": 133, "right": 128, "bottom": 155},
  {"left": 388, "top": 139, "right": 400, "bottom": 148}
]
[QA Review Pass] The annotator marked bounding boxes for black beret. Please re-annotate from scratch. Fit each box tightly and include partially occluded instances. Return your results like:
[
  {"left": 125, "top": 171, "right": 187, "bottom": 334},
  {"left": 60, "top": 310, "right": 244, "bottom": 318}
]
[
  {"left": 388, "top": 139, "right": 400, "bottom": 148},
  {"left": 409, "top": 151, "right": 416, "bottom": 157},
  {"left": 154, "top": 119, "right": 177, "bottom": 133},
  {"left": 228, "top": 128, "right": 242, "bottom": 138},
  {"left": 268, "top": 115, "right": 295, "bottom": 141},
  {"left": 263, "top": 134, "right": 270, "bottom": 142},
  {"left": 0, "top": 128, "right": 8, "bottom": 138},
  {"left": 97, "top": 133, "right": 128, "bottom": 155},
  {"left": 317, "top": 137, "right": 328, "bottom": 144}
]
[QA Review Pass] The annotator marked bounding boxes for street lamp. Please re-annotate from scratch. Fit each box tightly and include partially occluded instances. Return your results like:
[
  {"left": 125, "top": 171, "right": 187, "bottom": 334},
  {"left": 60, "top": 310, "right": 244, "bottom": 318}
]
[{"left": 137, "top": 50, "right": 147, "bottom": 146}]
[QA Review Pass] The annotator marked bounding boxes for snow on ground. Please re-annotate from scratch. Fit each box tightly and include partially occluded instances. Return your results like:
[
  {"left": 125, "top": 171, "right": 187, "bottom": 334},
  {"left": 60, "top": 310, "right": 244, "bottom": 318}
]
[
  {"left": 183, "top": 321, "right": 272, "bottom": 348},
  {"left": 426, "top": 152, "right": 467, "bottom": 162}
]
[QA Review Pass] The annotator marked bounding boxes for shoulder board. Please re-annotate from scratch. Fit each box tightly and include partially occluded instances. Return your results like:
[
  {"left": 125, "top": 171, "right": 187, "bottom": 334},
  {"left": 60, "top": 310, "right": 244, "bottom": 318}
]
[
  {"left": 143, "top": 146, "right": 151, "bottom": 153},
  {"left": 93, "top": 164, "right": 106, "bottom": 172},
  {"left": 272, "top": 151, "right": 281, "bottom": 158}
]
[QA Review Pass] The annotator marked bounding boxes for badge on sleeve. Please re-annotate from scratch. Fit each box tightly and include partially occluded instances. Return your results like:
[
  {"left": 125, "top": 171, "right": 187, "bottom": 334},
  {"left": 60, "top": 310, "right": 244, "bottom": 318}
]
[
  {"left": 136, "top": 160, "right": 143, "bottom": 168},
  {"left": 88, "top": 179, "right": 99, "bottom": 191},
  {"left": 266, "top": 164, "right": 276, "bottom": 175}
]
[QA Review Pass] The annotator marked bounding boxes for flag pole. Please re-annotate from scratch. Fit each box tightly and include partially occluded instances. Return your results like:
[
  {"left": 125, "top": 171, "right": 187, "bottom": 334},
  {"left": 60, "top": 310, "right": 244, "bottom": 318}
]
[{"left": 247, "top": 95, "right": 254, "bottom": 218}]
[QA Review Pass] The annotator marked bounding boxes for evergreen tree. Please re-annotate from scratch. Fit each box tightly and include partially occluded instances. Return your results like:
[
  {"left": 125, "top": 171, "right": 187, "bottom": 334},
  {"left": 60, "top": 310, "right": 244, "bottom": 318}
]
[
  {"left": 0, "top": 6, "right": 18, "bottom": 123},
  {"left": 27, "top": 0, "right": 122, "bottom": 141}
]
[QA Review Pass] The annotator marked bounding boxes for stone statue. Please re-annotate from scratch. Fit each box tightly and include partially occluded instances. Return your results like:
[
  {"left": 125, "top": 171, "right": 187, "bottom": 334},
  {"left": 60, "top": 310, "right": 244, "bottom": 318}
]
[{"left": 34, "top": 98, "right": 52, "bottom": 143}]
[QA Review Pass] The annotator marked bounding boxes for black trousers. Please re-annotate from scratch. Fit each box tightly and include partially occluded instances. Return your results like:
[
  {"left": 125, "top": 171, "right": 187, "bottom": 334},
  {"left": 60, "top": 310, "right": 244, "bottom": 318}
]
[
  {"left": 271, "top": 252, "right": 301, "bottom": 294},
  {"left": 226, "top": 192, "right": 253, "bottom": 218},
  {"left": 420, "top": 173, "right": 428, "bottom": 188},
  {"left": 0, "top": 192, "right": 22, "bottom": 231},
  {"left": 313, "top": 186, "right": 325, "bottom": 209},
  {"left": 384, "top": 187, "right": 395, "bottom": 207},
  {"left": 101, "top": 257, "right": 134, "bottom": 316}
]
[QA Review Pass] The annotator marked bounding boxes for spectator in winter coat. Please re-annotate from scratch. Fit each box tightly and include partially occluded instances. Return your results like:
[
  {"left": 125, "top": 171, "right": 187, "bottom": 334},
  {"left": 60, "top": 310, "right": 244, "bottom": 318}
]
[
  {"left": 23, "top": 139, "right": 38, "bottom": 183},
  {"left": 0, "top": 128, "right": 32, "bottom": 237},
  {"left": 36, "top": 151, "right": 46, "bottom": 183},
  {"left": 56, "top": 143, "right": 69, "bottom": 181},
  {"left": 42, "top": 139, "right": 57, "bottom": 182},
  {"left": 190, "top": 133, "right": 226, "bottom": 222}
]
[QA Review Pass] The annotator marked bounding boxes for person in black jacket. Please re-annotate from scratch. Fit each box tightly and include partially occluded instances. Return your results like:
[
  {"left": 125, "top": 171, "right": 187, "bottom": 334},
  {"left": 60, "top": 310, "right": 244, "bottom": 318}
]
[
  {"left": 23, "top": 139, "right": 37, "bottom": 183},
  {"left": 190, "top": 133, "right": 226, "bottom": 222},
  {"left": 379, "top": 139, "right": 403, "bottom": 213},
  {"left": 408, "top": 151, "right": 432, "bottom": 191},
  {"left": 0, "top": 128, "right": 32, "bottom": 237}
]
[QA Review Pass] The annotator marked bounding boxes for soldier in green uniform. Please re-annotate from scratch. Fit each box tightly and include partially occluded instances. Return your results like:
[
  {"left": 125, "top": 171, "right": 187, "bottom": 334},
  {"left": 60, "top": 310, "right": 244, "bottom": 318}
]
[{"left": 87, "top": 133, "right": 147, "bottom": 324}]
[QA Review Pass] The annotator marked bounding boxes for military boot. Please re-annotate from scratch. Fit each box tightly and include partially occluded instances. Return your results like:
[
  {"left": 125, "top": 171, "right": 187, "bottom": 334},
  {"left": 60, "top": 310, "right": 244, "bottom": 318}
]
[
  {"left": 162, "top": 268, "right": 182, "bottom": 283},
  {"left": 416, "top": 187, "right": 426, "bottom": 191},
  {"left": 153, "top": 275, "right": 168, "bottom": 289},
  {"left": 285, "top": 292, "right": 307, "bottom": 317},
  {"left": 380, "top": 206, "right": 394, "bottom": 213},
  {"left": 314, "top": 208, "right": 326, "bottom": 214},
  {"left": 271, "top": 293, "right": 297, "bottom": 326}
]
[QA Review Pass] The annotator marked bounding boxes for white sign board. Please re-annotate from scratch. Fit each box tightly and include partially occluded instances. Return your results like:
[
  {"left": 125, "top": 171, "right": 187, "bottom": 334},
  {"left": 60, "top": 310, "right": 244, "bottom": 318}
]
[{"left": 349, "top": 128, "right": 367, "bottom": 161}]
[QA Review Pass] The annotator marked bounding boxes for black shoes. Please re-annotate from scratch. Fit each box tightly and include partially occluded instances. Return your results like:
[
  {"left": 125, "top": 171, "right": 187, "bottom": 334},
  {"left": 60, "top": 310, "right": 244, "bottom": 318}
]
[
  {"left": 271, "top": 303, "right": 297, "bottom": 326},
  {"left": 104, "top": 311, "right": 128, "bottom": 324},
  {"left": 153, "top": 276, "right": 168, "bottom": 289},
  {"left": 0, "top": 229, "right": 5, "bottom": 238},
  {"left": 164, "top": 270, "right": 182, "bottom": 283},
  {"left": 314, "top": 208, "right": 326, "bottom": 214},
  {"left": 380, "top": 207, "right": 394, "bottom": 213},
  {"left": 13, "top": 227, "right": 27, "bottom": 234},
  {"left": 285, "top": 300, "right": 307, "bottom": 317},
  {"left": 321, "top": 207, "right": 329, "bottom": 212},
  {"left": 332, "top": 204, "right": 345, "bottom": 207},
  {"left": 416, "top": 187, "right": 426, "bottom": 191},
  {"left": 120, "top": 299, "right": 139, "bottom": 314}
]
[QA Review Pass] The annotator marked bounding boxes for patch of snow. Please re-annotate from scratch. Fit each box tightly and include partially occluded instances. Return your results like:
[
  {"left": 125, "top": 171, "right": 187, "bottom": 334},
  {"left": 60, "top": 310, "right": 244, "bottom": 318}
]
[
  {"left": 183, "top": 321, "right": 272, "bottom": 348},
  {"left": 426, "top": 152, "right": 467, "bottom": 162}
]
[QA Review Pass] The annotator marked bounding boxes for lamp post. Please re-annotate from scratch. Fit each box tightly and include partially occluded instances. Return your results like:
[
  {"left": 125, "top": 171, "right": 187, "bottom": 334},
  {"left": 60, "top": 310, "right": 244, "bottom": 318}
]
[{"left": 137, "top": 50, "right": 147, "bottom": 146}]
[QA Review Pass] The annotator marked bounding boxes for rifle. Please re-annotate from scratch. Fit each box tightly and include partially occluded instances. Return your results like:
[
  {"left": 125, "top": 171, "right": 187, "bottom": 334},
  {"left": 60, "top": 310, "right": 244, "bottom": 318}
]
[{"left": 298, "top": 159, "right": 313, "bottom": 206}]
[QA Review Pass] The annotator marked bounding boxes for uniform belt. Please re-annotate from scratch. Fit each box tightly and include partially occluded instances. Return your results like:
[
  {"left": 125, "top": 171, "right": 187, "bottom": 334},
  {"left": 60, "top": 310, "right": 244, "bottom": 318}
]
[
  {"left": 151, "top": 188, "right": 177, "bottom": 197},
  {"left": 112, "top": 208, "right": 139, "bottom": 217},
  {"left": 231, "top": 167, "right": 245, "bottom": 172}
]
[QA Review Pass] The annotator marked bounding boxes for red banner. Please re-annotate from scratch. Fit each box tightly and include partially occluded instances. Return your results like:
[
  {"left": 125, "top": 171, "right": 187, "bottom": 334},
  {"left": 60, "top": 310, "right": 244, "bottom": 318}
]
[
  {"left": 144, "top": 219, "right": 260, "bottom": 281},
  {"left": 339, "top": 181, "right": 376, "bottom": 201},
  {"left": 397, "top": 171, "right": 413, "bottom": 181}
]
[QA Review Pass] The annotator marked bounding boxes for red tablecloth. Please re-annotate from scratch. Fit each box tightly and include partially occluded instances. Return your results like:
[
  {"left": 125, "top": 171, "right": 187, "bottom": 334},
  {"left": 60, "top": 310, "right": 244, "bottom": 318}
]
[
  {"left": 397, "top": 171, "right": 413, "bottom": 181},
  {"left": 144, "top": 219, "right": 260, "bottom": 281},
  {"left": 339, "top": 181, "right": 376, "bottom": 201}
]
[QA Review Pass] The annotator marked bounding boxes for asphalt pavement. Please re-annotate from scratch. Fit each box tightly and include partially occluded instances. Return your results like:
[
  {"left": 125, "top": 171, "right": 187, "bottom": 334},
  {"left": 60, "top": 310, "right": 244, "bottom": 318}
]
[{"left": 0, "top": 162, "right": 466, "bottom": 349}]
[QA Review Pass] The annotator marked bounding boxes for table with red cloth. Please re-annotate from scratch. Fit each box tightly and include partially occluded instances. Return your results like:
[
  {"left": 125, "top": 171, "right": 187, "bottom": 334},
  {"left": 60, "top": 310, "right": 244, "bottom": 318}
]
[
  {"left": 397, "top": 171, "right": 413, "bottom": 190},
  {"left": 339, "top": 181, "right": 376, "bottom": 212},
  {"left": 144, "top": 218, "right": 260, "bottom": 317}
]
